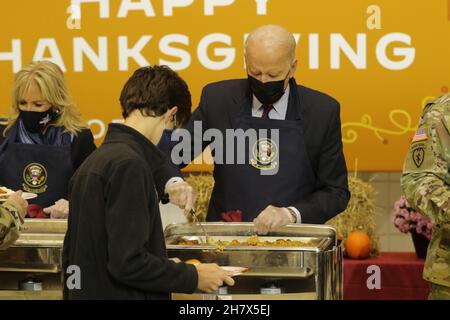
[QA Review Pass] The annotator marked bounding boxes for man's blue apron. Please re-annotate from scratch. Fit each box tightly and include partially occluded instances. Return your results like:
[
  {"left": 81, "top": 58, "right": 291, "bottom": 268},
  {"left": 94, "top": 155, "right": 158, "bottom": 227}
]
[{"left": 206, "top": 83, "right": 316, "bottom": 222}]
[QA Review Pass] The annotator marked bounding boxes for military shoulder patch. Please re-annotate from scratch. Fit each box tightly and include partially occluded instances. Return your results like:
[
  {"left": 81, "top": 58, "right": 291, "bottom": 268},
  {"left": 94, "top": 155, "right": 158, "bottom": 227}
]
[
  {"left": 412, "top": 127, "right": 428, "bottom": 143},
  {"left": 412, "top": 147, "right": 425, "bottom": 168}
]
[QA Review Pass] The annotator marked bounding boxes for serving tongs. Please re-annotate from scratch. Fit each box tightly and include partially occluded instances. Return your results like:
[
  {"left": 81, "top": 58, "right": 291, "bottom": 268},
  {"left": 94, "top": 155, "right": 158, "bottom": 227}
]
[{"left": 189, "top": 209, "right": 209, "bottom": 244}]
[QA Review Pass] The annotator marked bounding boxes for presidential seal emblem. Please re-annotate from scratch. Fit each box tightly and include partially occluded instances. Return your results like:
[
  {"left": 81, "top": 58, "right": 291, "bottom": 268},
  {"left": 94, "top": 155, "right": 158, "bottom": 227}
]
[
  {"left": 22, "top": 163, "right": 48, "bottom": 194},
  {"left": 250, "top": 138, "right": 278, "bottom": 170}
]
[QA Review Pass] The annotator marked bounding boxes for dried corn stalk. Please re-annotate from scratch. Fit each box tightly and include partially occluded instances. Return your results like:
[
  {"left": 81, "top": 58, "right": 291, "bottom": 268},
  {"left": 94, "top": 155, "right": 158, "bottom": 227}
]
[
  {"left": 184, "top": 173, "right": 215, "bottom": 222},
  {"left": 326, "top": 176, "right": 380, "bottom": 256}
]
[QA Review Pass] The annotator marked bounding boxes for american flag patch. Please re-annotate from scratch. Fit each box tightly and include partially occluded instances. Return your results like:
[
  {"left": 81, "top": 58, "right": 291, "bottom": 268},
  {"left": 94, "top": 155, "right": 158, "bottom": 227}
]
[{"left": 412, "top": 127, "right": 428, "bottom": 142}]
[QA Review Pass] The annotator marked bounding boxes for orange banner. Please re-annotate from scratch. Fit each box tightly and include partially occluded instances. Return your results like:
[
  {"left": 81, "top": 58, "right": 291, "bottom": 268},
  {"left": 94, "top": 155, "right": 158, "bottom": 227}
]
[{"left": 0, "top": 0, "right": 449, "bottom": 171}]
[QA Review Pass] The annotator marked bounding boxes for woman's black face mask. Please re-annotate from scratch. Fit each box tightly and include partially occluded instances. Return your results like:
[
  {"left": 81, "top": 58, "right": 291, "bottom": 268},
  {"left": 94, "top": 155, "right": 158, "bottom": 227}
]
[{"left": 19, "top": 109, "right": 56, "bottom": 133}]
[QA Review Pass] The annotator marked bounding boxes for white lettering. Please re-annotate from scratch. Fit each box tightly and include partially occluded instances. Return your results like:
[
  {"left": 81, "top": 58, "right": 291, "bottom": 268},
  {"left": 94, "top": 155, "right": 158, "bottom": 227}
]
[
  {"left": 117, "top": 0, "right": 155, "bottom": 18},
  {"left": 204, "top": 0, "right": 235, "bottom": 16},
  {"left": 0, "top": 39, "right": 21, "bottom": 73},
  {"left": 376, "top": 33, "right": 415, "bottom": 70},
  {"left": 163, "top": 0, "right": 194, "bottom": 16},
  {"left": 367, "top": 5, "right": 382, "bottom": 30},
  {"left": 309, "top": 33, "right": 319, "bottom": 69},
  {"left": 118, "top": 36, "right": 151, "bottom": 71},
  {"left": 198, "top": 33, "right": 235, "bottom": 70},
  {"left": 331, "top": 33, "right": 367, "bottom": 69},
  {"left": 67, "top": 4, "right": 81, "bottom": 29},
  {"left": 32, "top": 38, "right": 67, "bottom": 72},
  {"left": 159, "top": 34, "right": 191, "bottom": 71},
  {"left": 66, "top": 265, "right": 81, "bottom": 290},
  {"left": 88, "top": 119, "right": 106, "bottom": 140},
  {"left": 254, "top": 0, "right": 269, "bottom": 15},
  {"left": 73, "top": 37, "right": 108, "bottom": 72},
  {"left": 366, "top": 265, "right": 381, "bottom": 290},
  {"left": 71, "top": 0, "right": 110, "bottom": 18}
]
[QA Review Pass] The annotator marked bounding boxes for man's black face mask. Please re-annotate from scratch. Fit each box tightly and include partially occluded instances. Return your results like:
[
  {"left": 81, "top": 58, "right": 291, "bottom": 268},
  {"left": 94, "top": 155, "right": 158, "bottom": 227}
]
[{"left": 247, "top": 71, "right": 290, "bottom": 105}]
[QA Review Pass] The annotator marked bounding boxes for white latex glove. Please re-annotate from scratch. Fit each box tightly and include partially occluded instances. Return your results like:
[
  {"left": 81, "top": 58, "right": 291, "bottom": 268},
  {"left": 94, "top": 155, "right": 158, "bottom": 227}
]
[
  {"left": 253, "top": 205, "right": 294, "bottom": 235},
  {"left": 43, "top": 199, "right": 69, "bottom": 219},
  {"left": 165, "top": 181, "right": 198, "bottom": 216}
]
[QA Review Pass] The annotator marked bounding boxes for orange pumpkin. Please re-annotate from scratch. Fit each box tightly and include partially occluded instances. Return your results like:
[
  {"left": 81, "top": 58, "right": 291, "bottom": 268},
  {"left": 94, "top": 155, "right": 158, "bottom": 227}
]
[{"left": 345, "top": 231, "right": 371, "bottom": 259}]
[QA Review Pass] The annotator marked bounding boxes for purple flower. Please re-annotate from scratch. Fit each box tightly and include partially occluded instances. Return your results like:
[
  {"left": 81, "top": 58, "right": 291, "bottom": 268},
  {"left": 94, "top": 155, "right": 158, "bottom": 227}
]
[
  {"left": 392, "top": 195, "right": 433, "bottom": 237},
  {"left": 399, "top": 209, "right": 410, "bottom": 219}
]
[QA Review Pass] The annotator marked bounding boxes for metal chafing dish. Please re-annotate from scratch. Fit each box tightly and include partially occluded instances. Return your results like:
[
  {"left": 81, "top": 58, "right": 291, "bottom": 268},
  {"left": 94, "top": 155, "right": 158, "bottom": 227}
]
[
  {"left": 165, "top": 222, "right": 343, "bottom": 300},
  {"left": 0, "top": 219, "right": 66, "bottom": 299}
]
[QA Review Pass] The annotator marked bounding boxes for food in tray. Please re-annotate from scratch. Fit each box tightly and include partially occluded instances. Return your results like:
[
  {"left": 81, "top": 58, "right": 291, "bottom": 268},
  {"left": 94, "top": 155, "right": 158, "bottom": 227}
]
[
  {"left": 176, "top": 235, "right": 317, "bottom": 247},
  {"left": 0, "top": 186, "right": 14, "bottom": 198}
]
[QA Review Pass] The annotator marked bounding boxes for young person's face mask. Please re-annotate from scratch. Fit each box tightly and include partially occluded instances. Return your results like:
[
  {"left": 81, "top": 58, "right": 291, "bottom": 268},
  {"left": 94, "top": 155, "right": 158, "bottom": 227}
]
[
  {"left": 247, "top": 70, "right": 291, "bottom": 105},
  {"left": 19, "top": 109, "right": 55, "bottom": 133},
  {"left": 157, "top": 113, "right": 176, "bottom": 152},
  {"left": 161, "top": 129, "right": 173, "bottom": 140}
]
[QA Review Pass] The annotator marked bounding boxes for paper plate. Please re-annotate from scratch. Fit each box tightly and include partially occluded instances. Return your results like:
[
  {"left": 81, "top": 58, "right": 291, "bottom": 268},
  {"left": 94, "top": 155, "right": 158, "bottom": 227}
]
[
  {"left": 220, "top": 266, "right": 249, "bottom": 276},
  {"left": 22, "top": 192, "right": 38, "bottom": 200},
  {"left": 0, "top": 191, "right": 38, "bottom": 202}
]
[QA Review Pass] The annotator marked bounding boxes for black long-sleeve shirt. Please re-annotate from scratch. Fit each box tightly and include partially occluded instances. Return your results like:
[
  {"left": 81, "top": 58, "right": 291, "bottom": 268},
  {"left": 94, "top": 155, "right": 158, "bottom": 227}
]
[{"left": 63, "top": 123, "right": 198, "bottom": 300}]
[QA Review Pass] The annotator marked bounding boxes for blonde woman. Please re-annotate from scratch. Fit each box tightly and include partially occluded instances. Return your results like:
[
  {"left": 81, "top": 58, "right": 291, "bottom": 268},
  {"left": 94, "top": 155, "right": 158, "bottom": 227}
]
[{"left": 0, "top": 61, "right": 96, "bottom": 219}]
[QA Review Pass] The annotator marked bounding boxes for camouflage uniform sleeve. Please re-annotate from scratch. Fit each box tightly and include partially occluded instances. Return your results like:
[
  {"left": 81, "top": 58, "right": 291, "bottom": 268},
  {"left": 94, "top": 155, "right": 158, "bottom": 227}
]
[
  {"left": 0, "top": 203, "right": 23, "bottom": 250},
  {"left": 400, "top": 106, "right": 450, "bottom": 226}
]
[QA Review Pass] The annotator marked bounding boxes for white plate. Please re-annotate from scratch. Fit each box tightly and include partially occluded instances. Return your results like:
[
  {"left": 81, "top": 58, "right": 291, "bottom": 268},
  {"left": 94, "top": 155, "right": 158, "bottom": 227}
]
[
  {"left": 0, "top": 192, "right": 38, "bottom": 202},
  {"left": 22, "top": 192, "right": 38, "bottom": 200}
]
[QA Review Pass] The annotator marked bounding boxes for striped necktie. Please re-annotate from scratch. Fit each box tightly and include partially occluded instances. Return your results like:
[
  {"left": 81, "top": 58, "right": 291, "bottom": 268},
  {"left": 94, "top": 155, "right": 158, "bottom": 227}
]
[{"left": 261, "top": 104, "right": 274, "bottom": 119}]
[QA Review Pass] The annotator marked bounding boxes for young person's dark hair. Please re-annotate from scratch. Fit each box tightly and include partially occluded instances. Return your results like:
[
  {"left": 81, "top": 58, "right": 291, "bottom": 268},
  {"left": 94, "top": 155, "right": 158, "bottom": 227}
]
[{"left": 119, "top": 65, "right": 192, "bottom": 126}]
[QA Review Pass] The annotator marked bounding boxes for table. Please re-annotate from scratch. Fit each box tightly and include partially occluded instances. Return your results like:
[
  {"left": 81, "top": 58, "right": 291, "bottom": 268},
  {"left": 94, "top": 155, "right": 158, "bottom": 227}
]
[{"left": 343, "top": 252, "right": 429, "bottom": 300}]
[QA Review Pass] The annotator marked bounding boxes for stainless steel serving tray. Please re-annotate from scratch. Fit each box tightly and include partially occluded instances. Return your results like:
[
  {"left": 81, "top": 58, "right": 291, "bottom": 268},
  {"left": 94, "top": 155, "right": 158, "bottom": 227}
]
[
  {"left": 20, "top": 219, "right": 67, "bottom": 235},
  {"left": 0, "top": 219, "right": 67, "bottom": 273},
  {"left": 9, "top": 219, "right": 67, "bottom": 248},
  {"left": 165, "top": 222, "right": 336, "bottom": 252},
  {"left": 165, "top": 223, "right": 338, "bottom": 281}
]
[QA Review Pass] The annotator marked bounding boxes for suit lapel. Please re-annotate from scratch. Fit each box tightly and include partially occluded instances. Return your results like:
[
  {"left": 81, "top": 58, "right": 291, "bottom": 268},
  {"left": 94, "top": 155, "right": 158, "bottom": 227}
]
[
  {"left": 228, "top": 80, "right": 252, "bottom": 126},
  {"left": 286, "top": 78, "right": 305, "bottom": 121}
]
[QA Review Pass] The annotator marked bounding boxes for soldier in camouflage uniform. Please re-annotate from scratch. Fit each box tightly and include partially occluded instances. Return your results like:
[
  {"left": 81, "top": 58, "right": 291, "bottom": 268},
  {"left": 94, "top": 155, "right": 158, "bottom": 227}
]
[
  {"left": 401, "top": 93, "right": 450, "bottom": 300},
  {"left": 0, "top": 192, "right": 28, "bottom": 250}
]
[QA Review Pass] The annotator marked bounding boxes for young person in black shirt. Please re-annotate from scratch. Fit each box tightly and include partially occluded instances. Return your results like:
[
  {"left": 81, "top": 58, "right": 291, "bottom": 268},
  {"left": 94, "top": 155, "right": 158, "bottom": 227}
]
[{"left": 63, "top": 65, "right": 234, "bottom": 299}]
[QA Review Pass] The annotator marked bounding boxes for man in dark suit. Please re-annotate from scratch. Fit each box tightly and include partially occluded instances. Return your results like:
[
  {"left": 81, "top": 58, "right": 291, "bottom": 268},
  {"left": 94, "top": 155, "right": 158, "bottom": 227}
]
[{"left": 165, "top": 25, "right": 350, "bottom": 234}]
